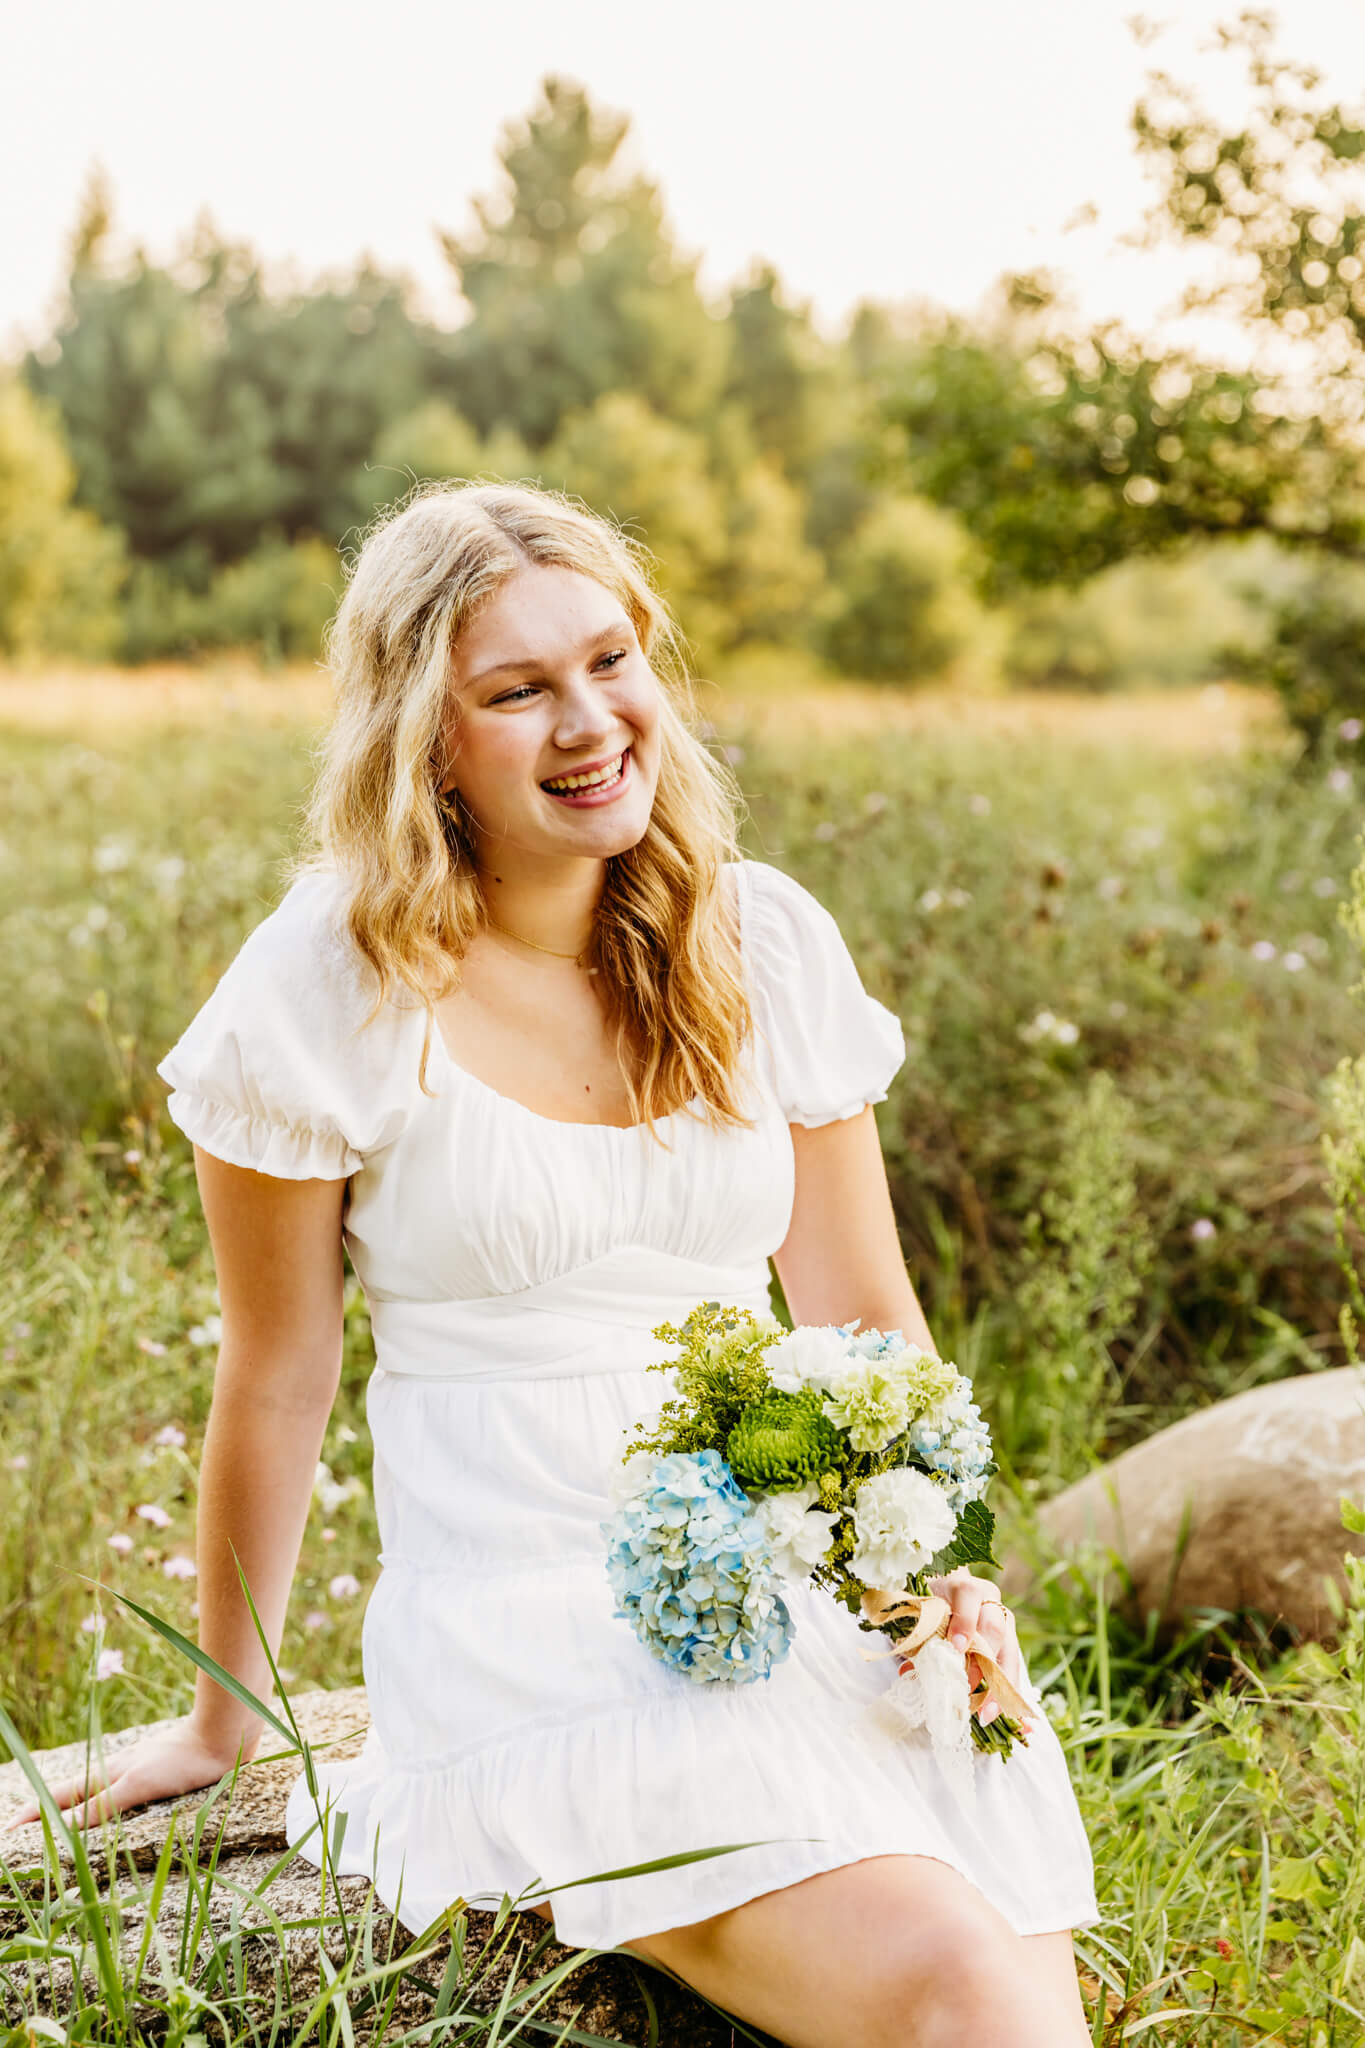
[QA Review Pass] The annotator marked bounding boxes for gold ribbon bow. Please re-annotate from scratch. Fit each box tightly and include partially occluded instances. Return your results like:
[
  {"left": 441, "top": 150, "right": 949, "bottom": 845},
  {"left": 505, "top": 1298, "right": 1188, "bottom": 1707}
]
[{"left": 861, "top": 1589, "right": 1034, "bottom": 1737}]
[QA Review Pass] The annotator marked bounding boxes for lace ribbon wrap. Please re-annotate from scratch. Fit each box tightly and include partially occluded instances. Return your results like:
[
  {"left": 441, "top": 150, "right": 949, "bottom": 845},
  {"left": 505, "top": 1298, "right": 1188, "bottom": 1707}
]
[{"left": 860, "top": 1590, "right": 1036, "bottom": 1815}]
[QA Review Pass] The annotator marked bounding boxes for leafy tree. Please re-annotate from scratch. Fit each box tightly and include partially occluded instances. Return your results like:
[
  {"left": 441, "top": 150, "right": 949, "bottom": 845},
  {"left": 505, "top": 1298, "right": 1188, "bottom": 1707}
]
[
  {"left": 27, "top": 205, "right": 434, "bottom": 572},
  {"left": 357, "top": 402, "right": 535, "bottom": 524},
  {"left": 0, "top": 378, "right": 124, "bottom": 659},
  {"left": 722, "top": 261, "right": 825, "bottom": 478},
  {"left": 436, "top": 77, "right": 729, "bottom": 447}
]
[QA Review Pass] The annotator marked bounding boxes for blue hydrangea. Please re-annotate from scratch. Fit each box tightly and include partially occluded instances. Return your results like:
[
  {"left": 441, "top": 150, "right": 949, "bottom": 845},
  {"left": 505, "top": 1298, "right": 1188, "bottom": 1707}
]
[
  {"left": 905, "top": 1376, "right": 994, "bottom": 1514},
  {"left": 838, "top": 1321, "right": 907, "bottom": 1362},
  {"left": 604, "top": 1449, "right": 793, "bottom": 1684}
]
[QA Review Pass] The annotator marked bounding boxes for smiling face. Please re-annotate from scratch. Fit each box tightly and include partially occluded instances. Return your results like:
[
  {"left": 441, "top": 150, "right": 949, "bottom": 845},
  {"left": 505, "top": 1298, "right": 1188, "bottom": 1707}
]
[{"left": 439, "top": 563, "right": 663, "bottom": 872}]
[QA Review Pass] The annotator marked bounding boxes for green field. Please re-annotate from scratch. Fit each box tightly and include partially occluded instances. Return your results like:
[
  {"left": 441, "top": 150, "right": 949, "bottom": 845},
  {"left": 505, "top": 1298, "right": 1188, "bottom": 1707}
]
[{"left": 3, "top": 673, "right": 1365, "bottom": 2040}]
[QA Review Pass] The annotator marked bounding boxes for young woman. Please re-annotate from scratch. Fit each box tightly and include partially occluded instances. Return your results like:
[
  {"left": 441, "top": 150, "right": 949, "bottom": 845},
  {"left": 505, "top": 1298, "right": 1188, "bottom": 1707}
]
[{"left": 11, "top": 484, "right": 1098, "bottom": 2044}]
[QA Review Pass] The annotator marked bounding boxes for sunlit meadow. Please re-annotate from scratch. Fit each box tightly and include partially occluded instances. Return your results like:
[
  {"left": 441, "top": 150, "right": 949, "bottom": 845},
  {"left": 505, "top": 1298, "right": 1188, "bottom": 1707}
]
[{"left": 4, "top": 667, "right": 1365, "bottom": 2040}]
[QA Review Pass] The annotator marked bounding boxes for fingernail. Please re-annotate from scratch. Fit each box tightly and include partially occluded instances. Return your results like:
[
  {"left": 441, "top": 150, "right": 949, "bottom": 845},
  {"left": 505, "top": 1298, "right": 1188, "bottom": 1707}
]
[
  {"left": 950, "top": 1631, "right": 970, "bottom": 1653},
  {"left": 981, "top": 1702, "right": 999, "bottom": 1726}
]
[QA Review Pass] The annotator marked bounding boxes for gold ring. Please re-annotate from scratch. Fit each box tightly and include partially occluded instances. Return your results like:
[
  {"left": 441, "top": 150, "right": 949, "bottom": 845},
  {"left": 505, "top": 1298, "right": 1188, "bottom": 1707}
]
[{"left": 979, "top": 1598, "right": 1010, "bottom": 1619}]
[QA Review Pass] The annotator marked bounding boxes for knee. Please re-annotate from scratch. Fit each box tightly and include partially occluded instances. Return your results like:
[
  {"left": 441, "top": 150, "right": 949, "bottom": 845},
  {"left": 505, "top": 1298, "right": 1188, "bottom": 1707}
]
[{"left": 868, "top": 1896, "right": 1031, "bottom": 2043}]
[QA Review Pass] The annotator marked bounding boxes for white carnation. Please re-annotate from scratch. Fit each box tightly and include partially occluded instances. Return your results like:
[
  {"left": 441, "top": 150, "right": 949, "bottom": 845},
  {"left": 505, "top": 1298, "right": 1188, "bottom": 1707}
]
[
  {"left": 850, "top": 1468, "right": 958, "bottom": 1588},
  {"left": 766, "top": 1324, "right": 852, "bottom": 1394},
  {"left": 751, "top": 1482, "right": 838, "bottom": 1580}
]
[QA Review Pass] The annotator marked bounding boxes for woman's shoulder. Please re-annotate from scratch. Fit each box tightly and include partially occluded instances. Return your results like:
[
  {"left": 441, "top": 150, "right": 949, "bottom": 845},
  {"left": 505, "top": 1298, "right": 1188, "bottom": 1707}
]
[
  {"left": 728, "top": 856, "right": 906, "bottom": 1129},
  {"left": 156, "top": 866, "right": 420, "bottom": 1180}
]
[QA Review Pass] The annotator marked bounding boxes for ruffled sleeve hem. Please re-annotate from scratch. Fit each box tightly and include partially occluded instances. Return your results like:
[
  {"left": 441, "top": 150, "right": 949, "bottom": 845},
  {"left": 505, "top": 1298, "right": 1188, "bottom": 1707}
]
[
  {"left": 736, "top": 858, "right": 906, "bottom": 1128},
  {"left": 160, "top": 1082, "right": 363, "bottom": 1181}
]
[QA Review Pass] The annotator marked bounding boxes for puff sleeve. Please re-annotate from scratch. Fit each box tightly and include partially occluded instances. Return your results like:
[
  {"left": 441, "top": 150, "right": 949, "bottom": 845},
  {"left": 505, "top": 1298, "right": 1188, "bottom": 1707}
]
[
  {"left": 736, "top": 858, "right": 906, "bottom": 1127},
  {"left": 155, "top": 870, "right": 418, "bottom": 1180}
]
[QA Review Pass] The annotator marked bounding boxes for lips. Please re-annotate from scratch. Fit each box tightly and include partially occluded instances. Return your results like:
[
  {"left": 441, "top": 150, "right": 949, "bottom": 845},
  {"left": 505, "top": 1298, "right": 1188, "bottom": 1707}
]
[{"left": 540, "top": 746, "right": 634, "bottom": 805}]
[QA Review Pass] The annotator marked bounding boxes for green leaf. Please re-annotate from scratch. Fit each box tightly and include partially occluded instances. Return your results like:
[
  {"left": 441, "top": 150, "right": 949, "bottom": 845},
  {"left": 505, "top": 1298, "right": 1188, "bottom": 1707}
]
[
  {"left": 928, "top": 1499, "right": 1000, "bottom": 1575},
  {"left": 1340, "top": 1496, "right": 1365, "bottom": 1534}
]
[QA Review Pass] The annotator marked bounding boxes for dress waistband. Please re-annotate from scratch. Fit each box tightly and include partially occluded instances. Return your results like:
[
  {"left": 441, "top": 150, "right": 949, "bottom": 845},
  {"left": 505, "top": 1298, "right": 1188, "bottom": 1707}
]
[{"left": 367, "top": 1244, "right": 775, "bottom": 1383}]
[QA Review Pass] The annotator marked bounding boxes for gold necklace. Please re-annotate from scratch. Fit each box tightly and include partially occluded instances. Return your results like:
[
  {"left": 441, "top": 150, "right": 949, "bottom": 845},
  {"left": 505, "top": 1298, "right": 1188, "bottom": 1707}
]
[{"left": 485, "top": 915, "right": 591, "bottom": 967}]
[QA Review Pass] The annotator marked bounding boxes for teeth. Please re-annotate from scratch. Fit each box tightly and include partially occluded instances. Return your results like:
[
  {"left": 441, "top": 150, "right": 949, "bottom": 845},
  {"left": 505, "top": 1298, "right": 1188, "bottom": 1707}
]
[{"left": 544, "top": 752, "right": 625, "bottom": 793}]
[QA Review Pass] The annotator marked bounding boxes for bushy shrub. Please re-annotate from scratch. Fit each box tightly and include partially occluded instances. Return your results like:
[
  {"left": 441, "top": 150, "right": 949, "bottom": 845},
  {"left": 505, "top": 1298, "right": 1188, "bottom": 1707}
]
[
  {"left": 1224, "top": 556, "right": 1365, "bottom": 748},
  {"left": 0, "top": 378, "right": 125, "bottom": 660},
  {"left": 119, "top": 537, "right": 341, "bottom": 662},
  {"left": 815, "top": 495, "right": 988, "bottom": 683}
]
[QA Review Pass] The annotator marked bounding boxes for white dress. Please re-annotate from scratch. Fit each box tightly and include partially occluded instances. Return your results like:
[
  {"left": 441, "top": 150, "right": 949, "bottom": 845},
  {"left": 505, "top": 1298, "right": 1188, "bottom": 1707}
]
[{"left": 157, "top": 856, "right": 1099, "bottom": 1952}]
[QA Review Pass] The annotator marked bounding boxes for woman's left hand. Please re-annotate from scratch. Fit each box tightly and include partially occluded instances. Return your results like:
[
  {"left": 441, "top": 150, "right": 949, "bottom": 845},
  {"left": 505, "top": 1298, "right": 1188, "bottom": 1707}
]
[{"left": 928, "top": 1566, "right": 1030, "bottom": 1730}]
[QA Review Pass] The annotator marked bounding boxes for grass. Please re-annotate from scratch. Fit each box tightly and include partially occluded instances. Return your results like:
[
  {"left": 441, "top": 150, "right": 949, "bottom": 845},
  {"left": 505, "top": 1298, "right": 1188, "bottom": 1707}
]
[{"left": 3, "top": 664, "right": 1365, "bottom": 2040}]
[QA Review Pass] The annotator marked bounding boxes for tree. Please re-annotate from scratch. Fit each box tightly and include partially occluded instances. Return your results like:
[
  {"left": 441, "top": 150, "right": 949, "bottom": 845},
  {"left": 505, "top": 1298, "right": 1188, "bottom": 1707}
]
[
  {"left": 436, "top": 77, "right": 729, "bottom": 447},
  {"left": 27, "top": 206, "right": 434, "bottom": 573},
  {"left": 0, "top": 378, "right": 124, "bottom": 659}
]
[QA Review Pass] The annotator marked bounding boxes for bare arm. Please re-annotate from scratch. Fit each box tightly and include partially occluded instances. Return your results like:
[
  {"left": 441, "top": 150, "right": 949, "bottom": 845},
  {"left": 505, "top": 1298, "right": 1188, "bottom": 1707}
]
[
  {"left": 773, "top": 1107, "right": 935, "bottom": 1347},
  {"left": 187, "top": 1147, "right": 349, "bottom": 1759},
  {"left": 5, "top": 1149, "right": 347, "bottom": 1830},
  {"left": 772, "top": 1107, "right": 1028, "bottom": 1722}
]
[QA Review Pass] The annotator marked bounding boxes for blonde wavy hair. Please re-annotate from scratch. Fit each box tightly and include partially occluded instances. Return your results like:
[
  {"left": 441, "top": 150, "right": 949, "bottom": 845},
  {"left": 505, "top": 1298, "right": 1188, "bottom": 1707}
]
[{"left": 292, "top": 479, "right": 756, "bottom": 1146}]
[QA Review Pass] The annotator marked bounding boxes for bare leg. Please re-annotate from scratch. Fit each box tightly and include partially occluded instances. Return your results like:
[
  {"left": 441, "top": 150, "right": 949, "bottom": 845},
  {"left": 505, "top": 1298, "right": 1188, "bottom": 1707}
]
[{"left": 621, "top": 1855, "right": 1091, "bottom": 2048}]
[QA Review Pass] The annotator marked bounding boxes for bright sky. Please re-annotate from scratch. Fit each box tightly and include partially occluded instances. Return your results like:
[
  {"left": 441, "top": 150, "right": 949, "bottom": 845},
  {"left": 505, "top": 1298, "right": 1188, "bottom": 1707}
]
[{"left": 6, "top": 0, "right": 1365, "bottom": 362}]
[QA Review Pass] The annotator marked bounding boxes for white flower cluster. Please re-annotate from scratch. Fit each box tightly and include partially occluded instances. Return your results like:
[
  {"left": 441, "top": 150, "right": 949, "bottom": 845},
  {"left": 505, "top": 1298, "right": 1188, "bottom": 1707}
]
[
  {"left": 766, "top": 1324, "right": 955, "bottom": 1458},
  {"left": 751, "top": 1482, "right": 838, "bottom": 1580},
  {"left": 849, "top": 1468, "right": 957, "bottom": 1588}
]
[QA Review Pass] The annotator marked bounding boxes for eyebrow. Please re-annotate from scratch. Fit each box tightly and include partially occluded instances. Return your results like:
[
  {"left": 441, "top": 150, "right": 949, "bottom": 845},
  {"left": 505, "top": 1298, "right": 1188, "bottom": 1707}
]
[{"left": 467, "top": 618, "right": 635, "bottom": 687}]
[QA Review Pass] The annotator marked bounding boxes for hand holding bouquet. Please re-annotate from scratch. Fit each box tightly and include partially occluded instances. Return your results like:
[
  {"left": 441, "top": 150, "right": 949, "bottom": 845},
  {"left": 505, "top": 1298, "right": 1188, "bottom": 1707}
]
[{"left": 604, "top": 1304, "right": 1035, "bottom": 1774}]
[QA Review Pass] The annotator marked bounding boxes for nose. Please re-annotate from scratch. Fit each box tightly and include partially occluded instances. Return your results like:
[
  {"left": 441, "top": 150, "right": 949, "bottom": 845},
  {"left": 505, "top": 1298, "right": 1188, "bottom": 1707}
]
[{"left": 553, "top": 675, "right": 622, "bottom": 749}]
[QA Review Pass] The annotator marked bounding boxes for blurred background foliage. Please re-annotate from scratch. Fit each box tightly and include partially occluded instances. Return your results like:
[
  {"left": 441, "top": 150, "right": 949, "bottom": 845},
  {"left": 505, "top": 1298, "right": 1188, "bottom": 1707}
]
[{"left": 3, "top": 16, "right": 1365, "bottom": 735}]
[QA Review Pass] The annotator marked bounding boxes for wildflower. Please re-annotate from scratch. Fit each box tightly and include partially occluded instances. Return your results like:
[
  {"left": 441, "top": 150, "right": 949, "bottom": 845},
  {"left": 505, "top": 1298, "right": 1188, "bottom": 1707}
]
[
  {"left": 163, "top": 1555, "right": 197, "bottom": 1580},
  {"left": 8, "top": 1454, "right": 29, "bottom": 1472},
  {"left": 968, "top": 793, "right": 991, "bottom": 816},
  {"left": 107, "top": 1532, "right": 134, "bottom": 1554},
  {"left": 722, "top": 744, "right": 745, "bottom": 766},
  {"left": 85, "top": 904, "right": 110, "bottom": 932},
  {"left": 137, "top": 1338, "right": 168, "bottom": 1357},
  {"left": 1019, "top": 1010, "right": 1080, "bottom": 1047},
  {"left": 152, "top": 854, "right": 186, "bottom": 891},
  {"left": 79, "top": 1612, "right": 102, "bottom": 1635},
  {"left": 123, "top": 1149, "right": 143, "bottom": 1167},
  {"left": 603, "top": 1449, "right": 792, "bottom": 1684},
  {"left": 93, "top": 837, "right": 133, "bottom": 873},
  {"left": 1249, "top": 940, "right": 1277, "bottom": 962},
  {"left": 313, "top": 1461, "right": 364, "bottom": 1514},
  {"left": 945, "top": 888, "right": 972, "bottom": 908},
  {"left": 863, "top": 791, "right": 888, "bottom": 816},
  {"left": 751, "top": 1483, "right": 838, "bottom": 1580},
  {"left": 303, "top": 1610, "right": 329, "bottom": 1631},
  {"left": 1313, "top": 877, "right": 1338, "bottom": 897},
  {"left": 850, "top": 1469, "right": 958, "bottom": 1588},
  {"left": 14, "top": 1322, "right": 31, "bottom": 1339},
  {"left": 188, "top": 1315, "right": 223, "bottom": 1348},
  {"left": 336, "top": 1425, "right": 359, "bottom": 1446},
  {"left": 918, "top": 889, "right": 943, "bottom": 913},
  {"left": 322, "top": 1527, "right": 338, "bottom": 1543},
  {"left": 328, "top": 1573, "right": 362, "bottom": 1600},
  {"left": 154, "top": 1424, "right": 187, "bottom": 1449},
  {"left": 813, "top": 821, "right": 837, "bottom": 842},
  {"left": 1282, "top": 952, "right": 1307, "bottom": 973},
  {"left": 1328, "top": 767, "right": 1352, "bottom": 796},
  {"left": 1108, "top": 1001, "right": 1128, "bottom": 1019},
  {"left": 1339, "top": 718, "right": 1363, "bottom": 742},
  {"left": 135, "top": 1503, "right": 172, "bottom": 1529},
  {"left": 1097, "top": 876, "right": 1123, "bottom": 901},
  {"left": 1215, "top": 1937, "right": 1234, "bottom": 1959},
  {"left": 96, "top": 1648, "right": 124, "bottom": 1681},
  {"left": 1190, "top": 1218, "right": 1217, "bottom": 1243}
]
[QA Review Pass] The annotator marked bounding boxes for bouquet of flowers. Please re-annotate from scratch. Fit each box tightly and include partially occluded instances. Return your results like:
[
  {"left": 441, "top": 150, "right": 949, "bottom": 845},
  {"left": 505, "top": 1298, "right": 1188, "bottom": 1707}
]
[{"left": 604, "top": 1303, "right": 1034, "bottom": 1775}]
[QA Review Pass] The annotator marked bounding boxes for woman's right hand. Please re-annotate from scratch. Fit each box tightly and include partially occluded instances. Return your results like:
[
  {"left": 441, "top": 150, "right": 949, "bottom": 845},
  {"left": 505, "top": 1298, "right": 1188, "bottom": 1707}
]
[{"left": 2, "top": 1718, "right": 259, "bottom": 1834}]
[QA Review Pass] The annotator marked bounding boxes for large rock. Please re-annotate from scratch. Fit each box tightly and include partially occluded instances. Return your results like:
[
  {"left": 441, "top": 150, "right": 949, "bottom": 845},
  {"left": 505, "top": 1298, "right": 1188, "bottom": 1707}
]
[
  {"left": 1003, "top": 1365, "right": 1365, "bottom": 1637},
  {"left": 0, "top": 1688, "right": 740, "bottom": 2045}
]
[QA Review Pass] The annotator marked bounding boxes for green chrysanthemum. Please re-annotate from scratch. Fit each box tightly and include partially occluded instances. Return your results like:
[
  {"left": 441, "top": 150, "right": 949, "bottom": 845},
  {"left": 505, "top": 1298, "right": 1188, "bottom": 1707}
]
[{"left": 726, "top": 1389, "right": 845, "bottom": 1492}]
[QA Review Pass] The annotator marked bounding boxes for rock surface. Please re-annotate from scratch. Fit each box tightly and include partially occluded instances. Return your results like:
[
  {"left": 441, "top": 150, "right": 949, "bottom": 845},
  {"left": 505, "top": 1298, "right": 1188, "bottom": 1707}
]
[
  {"left": 1003, "top": 1365, "right": 1365, "bottom": 1636},
  {"left": 0, "top": 1688, "right": 745, "bottom": 2045}
]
